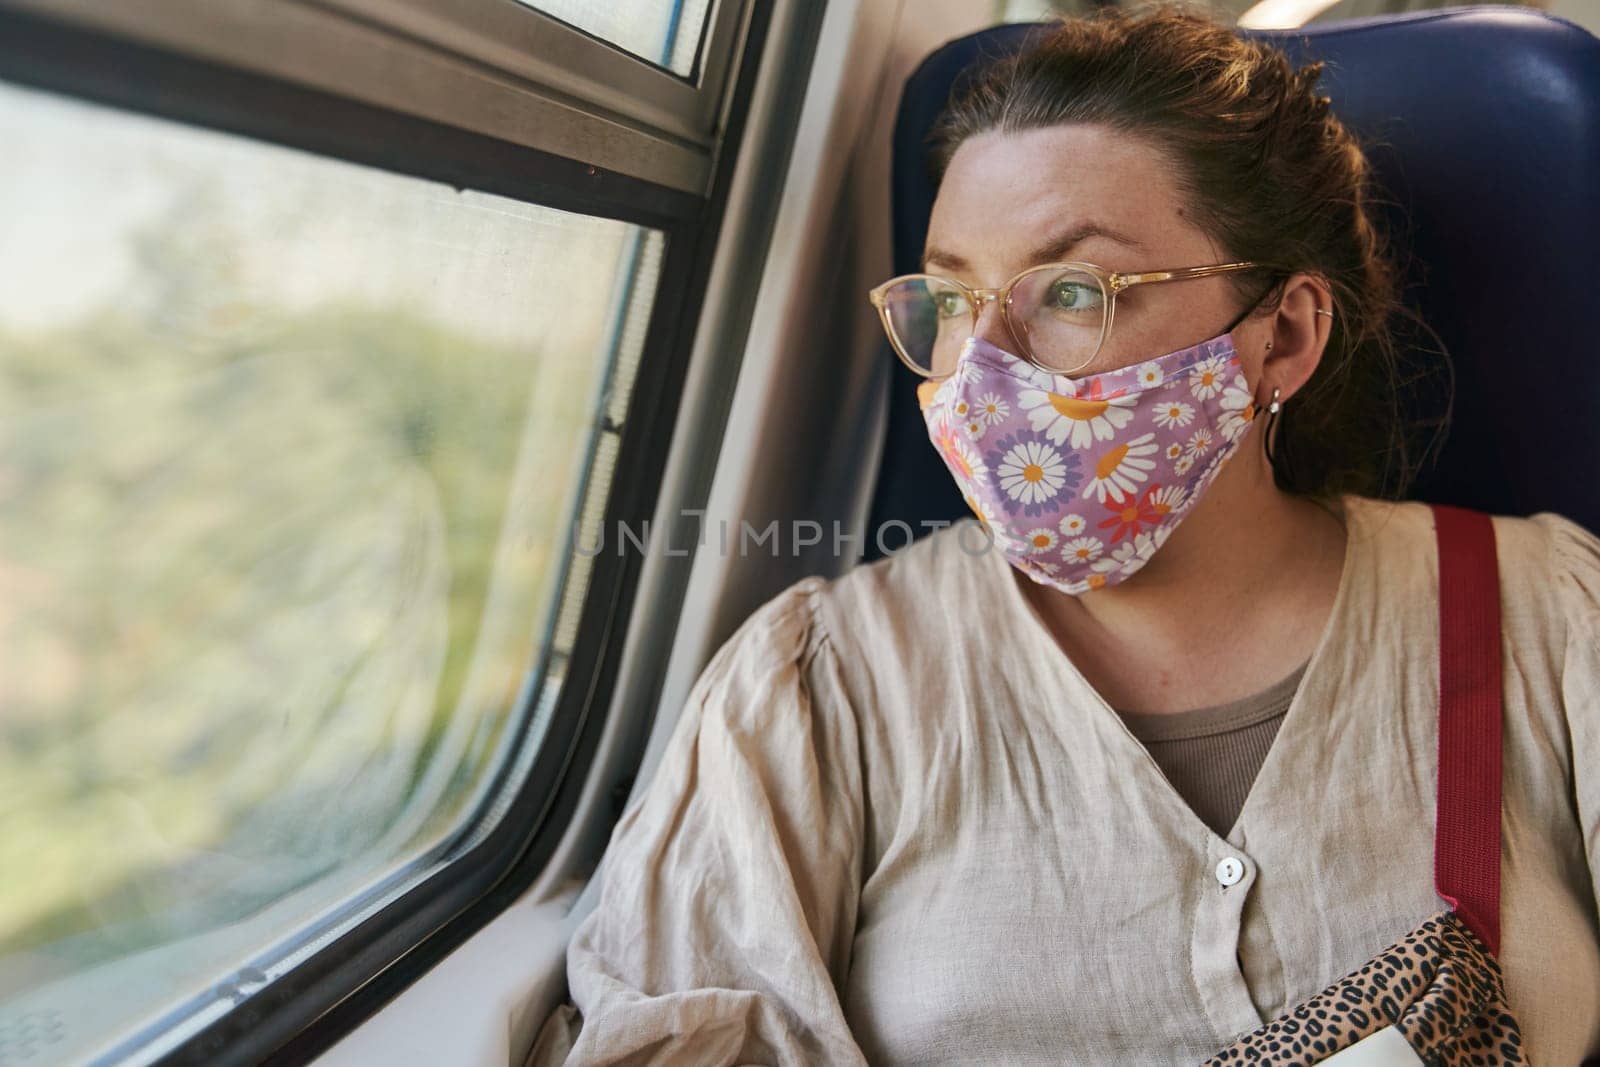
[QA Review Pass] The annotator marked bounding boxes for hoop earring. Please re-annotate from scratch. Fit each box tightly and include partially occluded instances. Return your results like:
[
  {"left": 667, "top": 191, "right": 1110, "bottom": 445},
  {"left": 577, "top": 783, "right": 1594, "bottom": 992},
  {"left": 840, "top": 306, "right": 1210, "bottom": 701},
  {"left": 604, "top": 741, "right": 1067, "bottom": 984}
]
[{"left": 1262, "top": 387, "right": 1283, "bottom": 468}]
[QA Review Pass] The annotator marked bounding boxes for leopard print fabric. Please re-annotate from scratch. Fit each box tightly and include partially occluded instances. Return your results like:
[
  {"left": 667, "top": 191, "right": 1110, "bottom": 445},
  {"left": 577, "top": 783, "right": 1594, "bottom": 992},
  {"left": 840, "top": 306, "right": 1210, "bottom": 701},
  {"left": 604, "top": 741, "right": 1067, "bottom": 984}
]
[{"left": 1202, "top": 909, "right": 1525, "bottom": 1065}]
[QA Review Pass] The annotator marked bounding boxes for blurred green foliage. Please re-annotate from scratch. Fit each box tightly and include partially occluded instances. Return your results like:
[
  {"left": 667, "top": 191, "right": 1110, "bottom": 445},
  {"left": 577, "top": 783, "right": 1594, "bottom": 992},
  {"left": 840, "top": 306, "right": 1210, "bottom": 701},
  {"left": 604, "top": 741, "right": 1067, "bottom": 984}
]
[{"left": 0, "top": 192, "right": 596, "bottom": 998}]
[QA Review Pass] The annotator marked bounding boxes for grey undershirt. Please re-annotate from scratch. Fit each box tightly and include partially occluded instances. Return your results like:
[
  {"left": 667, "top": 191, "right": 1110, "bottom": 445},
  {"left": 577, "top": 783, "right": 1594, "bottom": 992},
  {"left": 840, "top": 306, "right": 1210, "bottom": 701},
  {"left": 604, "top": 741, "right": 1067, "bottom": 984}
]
[{"left": 1113, "top": 661, "right": 1310, "bottom": 839}]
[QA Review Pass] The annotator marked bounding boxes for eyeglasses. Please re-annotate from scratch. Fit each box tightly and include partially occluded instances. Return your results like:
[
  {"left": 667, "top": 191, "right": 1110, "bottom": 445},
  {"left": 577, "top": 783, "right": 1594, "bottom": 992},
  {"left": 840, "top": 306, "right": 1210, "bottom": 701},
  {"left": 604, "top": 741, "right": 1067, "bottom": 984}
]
[{"left": 867, "top": 259, "right": 1270, "bottom": 378}]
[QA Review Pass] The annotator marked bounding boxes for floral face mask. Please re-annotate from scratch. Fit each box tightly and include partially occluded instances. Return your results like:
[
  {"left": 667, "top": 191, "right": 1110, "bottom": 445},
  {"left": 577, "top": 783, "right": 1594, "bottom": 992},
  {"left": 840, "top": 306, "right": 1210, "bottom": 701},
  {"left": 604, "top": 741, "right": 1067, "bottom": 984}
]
[{"left": 918, "top": 331, "right": 1258, "bottom": 594}]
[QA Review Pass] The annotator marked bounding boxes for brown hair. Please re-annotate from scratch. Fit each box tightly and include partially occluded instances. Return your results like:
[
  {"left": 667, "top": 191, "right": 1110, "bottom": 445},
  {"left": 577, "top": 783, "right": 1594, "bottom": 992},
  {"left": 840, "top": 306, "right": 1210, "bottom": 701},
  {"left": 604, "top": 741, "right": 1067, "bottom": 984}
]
[{"left": 930, "top": 4, "right": 1448, "bottom": 502}]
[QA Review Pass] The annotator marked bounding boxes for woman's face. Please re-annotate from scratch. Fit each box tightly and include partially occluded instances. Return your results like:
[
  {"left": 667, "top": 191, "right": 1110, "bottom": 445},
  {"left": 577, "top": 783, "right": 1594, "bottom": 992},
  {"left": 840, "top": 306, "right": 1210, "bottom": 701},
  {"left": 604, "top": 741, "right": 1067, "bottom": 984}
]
[{"left": 924, "top": 124, "right": 1270, "bottom": 378}]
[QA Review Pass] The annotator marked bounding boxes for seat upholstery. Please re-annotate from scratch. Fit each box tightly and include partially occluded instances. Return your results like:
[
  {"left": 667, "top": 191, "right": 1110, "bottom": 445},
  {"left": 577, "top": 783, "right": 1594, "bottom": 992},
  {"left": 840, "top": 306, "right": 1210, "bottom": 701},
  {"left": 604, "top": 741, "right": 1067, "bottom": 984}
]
[{"left": 864, "top": 7, "right": 1600, "bottom": 560}]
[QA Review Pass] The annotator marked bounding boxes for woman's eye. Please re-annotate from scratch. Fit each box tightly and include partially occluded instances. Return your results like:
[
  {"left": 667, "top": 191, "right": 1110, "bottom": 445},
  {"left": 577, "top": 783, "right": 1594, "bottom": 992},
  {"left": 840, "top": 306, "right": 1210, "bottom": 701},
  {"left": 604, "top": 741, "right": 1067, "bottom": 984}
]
[
  {"left": 1048, "top": 280, "right": 1102, "bottom": 312},
  {"left": 933, "top": 291, "right": 967, "bottom": 318}
]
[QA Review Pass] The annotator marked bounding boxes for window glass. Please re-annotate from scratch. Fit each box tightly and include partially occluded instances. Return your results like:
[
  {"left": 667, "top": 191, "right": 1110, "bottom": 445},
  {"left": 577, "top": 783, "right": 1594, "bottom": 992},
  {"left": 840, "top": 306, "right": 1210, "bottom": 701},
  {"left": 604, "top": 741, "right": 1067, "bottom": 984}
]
[
  {"left": 0, "top": 80, "right": 661, "bottom": 1063},
  {"left": 515, "top": 0, "right": 714, "bottom": 77}
]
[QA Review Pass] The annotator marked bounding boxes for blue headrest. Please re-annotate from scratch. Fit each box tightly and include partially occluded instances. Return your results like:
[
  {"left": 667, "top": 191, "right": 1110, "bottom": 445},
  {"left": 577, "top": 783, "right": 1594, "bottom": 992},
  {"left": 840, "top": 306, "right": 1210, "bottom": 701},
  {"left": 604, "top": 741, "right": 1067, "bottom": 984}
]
[{"left": 864, "top": 7, "right": 1600, "bottom": 559}]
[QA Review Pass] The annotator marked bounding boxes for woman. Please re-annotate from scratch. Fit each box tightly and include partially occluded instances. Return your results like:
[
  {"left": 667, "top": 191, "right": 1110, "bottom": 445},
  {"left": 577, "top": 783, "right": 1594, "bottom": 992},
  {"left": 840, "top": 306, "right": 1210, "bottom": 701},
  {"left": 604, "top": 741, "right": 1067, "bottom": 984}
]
[{"left": 531, "top": 7, "right": 1600, "bottom": 1063}]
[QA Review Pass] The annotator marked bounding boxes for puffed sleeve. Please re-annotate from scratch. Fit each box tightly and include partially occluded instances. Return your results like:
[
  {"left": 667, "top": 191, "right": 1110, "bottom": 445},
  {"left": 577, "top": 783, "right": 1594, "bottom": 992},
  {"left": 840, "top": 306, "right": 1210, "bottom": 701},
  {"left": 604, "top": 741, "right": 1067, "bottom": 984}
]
[
  {"left": 526, "top": 578, "right": 869, "bottom": 1067},
  {"left": 1541, "top": 512, "right": 1600, "bottom": 920}
]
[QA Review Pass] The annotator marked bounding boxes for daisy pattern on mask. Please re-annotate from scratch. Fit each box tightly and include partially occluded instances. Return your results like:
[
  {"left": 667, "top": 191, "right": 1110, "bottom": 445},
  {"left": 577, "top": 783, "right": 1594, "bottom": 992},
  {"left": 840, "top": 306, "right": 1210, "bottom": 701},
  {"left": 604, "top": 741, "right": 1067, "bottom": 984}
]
[
  {"left": 1097, "top": 486, "right": 1162, "bottom": 543},
  {"left": 976, "top": 392, "right": 1010, "bottom": 426},
  {"left": 931, "top": 416, "right": 961, "bottom": 461},
  {"left": 989, "top": 518, "right": 1033, "bottom": 556},
  {"left": 1017, "top": 379, "right": 1136, "bottom": 449},
  {"left": 1188, "top": 356, "right": 1230, "bottom": 401},
  {"left": 1004, "top": 352, "right": 1064, "bottom": 393},
  {"left": 1218, "top": 376, "right": 1256, "bottom": 442},
  {"left": 1089, "top": 541, "right": 1133, "bottom": 577},
  {"left": 923, "top": 332, "right": 1260, "bottom": 597},
  {"left": 1147, "top": 483, "right": 1189, "bottom": 518},
  {"left": 933, "top": 424, "right": 986, "bottom": 505},
  {"left": 987, "top": 432, "right": 1080, "bottom": 516},
  {"left": 1135, "top": 361, "right": 1165, "bottom": 388},
  {"left": 1092, "top": 527, "right": 1165, "bottom": 578},
  {"left": 974, "top": 507, "right": 1029, "bottom": 557},
  {"left": 1024, "top": 528, "right": 1058, "bottom": 554},
  {"left": 1081, "top": 432, "right": 1158, "bottom": 502},
  {"left": 1153, "top": 398, "right": 1195, "bottom": 430},
  {"left": 950, "top": 354, "right": 985, "bottom": 388},
  {"left": 947, "top": 436, "right": 986, "bottom": 485},
  {"left": 1061, "top": 536, "right": 1103, "bottom": 564}
]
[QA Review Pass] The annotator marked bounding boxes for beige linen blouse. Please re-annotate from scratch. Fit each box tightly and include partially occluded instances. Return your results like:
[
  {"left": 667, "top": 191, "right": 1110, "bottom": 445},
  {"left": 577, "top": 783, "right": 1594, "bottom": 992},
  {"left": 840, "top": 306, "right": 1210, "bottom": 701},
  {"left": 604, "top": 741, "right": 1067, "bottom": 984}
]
[{"left": 528, "top": 494, "right": 1600, "bottom": 1065}]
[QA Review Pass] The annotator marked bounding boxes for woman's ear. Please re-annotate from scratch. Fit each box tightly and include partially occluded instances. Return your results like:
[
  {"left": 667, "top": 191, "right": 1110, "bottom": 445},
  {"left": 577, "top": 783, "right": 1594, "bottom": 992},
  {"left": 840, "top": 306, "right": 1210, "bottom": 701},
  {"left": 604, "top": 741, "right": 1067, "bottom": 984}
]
[{"left": 1258, "top": 271, "right": 1334, "bottom": 406}]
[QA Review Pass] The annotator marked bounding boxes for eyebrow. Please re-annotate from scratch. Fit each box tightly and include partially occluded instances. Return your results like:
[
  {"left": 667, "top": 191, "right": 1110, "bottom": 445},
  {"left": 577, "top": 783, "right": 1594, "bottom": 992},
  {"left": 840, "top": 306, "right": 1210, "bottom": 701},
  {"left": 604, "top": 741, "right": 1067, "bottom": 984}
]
[{"left": 921, "top": 222, "right": 1145, "bottom": 273}]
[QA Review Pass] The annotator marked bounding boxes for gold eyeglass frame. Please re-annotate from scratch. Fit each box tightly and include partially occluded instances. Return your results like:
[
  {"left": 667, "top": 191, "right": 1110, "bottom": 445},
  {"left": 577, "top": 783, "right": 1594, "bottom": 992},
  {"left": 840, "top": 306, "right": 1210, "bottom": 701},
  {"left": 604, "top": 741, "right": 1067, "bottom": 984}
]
[{"left": 867, "top": 259, "right": 1268, "bottom": 378}]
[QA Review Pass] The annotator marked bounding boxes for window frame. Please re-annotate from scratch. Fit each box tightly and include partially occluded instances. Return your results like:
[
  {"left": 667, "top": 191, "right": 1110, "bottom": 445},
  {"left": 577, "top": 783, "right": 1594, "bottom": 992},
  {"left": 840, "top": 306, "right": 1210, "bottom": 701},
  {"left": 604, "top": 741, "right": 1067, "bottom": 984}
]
[
  {"left": 313, "top": 0, "right": 748, "bottom": 129},
  {"left": 0, "top": 0, "right": 774, "bottom": 1061},
  {"left": 0, "top": 0, "right": 740, "bottom": 195}
]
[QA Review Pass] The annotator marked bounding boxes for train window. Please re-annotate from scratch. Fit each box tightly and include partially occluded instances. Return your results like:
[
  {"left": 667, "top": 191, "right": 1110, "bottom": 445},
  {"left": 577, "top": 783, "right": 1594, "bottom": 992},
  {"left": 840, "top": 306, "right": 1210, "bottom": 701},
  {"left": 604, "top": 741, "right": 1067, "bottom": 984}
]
[
  {"left": 0, "top": 0, "right": 767, "bottom": 1059},
  {"left": 0, "top": 78, "right": 661, "bottom": 1064},
  {"left": 514, "top": 0, "right": 713, "bottom": 76}
]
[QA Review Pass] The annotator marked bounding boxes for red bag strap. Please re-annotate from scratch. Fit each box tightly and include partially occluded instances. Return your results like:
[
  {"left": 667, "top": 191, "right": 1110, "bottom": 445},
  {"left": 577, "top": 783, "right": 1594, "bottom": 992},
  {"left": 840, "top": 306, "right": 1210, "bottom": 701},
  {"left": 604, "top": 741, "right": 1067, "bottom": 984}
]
[{"left": 1430, "top": 503, "right": 1504, "bottom": 958}]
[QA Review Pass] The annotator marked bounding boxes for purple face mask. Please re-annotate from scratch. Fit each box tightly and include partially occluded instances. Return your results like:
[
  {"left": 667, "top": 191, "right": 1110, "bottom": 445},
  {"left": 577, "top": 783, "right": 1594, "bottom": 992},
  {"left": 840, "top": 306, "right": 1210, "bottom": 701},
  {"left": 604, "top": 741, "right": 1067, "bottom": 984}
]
[{"left": 918, "top": 331, "right": 1258, "bottom": 594}]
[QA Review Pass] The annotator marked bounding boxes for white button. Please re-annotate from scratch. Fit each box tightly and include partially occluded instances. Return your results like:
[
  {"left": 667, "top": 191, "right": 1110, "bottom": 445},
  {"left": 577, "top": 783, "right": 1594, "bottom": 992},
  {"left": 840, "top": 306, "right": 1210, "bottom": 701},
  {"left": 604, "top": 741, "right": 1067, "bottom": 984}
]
[{"left": 1215, "top": 857, "right": 1245, "bottom": 886}]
